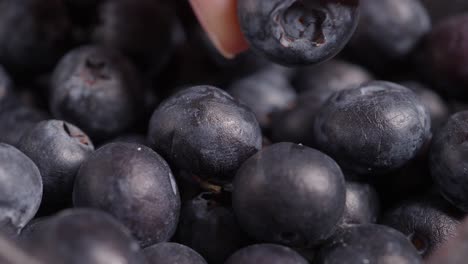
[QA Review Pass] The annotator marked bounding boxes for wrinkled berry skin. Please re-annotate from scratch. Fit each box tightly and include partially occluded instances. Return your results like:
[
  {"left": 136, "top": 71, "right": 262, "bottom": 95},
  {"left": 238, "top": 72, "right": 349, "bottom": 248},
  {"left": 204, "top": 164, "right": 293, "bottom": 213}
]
[
  {"left": 233, "top": 142, "right": 345, "bottom": 248},
  {"left": 176, "top": 193, "right": 248, "bottom": 264},
  {"left": 348, "top": 0, "right": 430, "bottom": 67},
  {"left": 228, "top": 69, "right": 296, "bottom": 131},
  {"left": 0, "top": 0, "right": 71, "bottom": 75},
  {"left": 382, "top": 194, "right": 462, "bottom": 258},
  {"left": 237, "top": 0, "right": 360, "bottom": 65},
  {"left": 339, "top": 182, "right": 380, "bottom": 228},
  {"left": 144, "top": 242, "right": 207, "bottom": 264},
  {"left": 316, "top": 224, "right": 422, "bottom": 264},
  {"left": 148, "top": 86, "right": 262, "bottom": 182},
  {"left": 314, "top": 81, "right": 431, "bottom": 175},
  {"left": 0, "top": 144, "right": 42, "bottom": 234},
  {"left": 73, "top": 143, "right": 180, "bottom": 247},
  {"left": 225, "top": 244, "right": 309, "bottom": 264},
  {"left": 21, "top": 209, "right": 147, "bottom": 264},
  {"left": 18, "top": 120, "right": 94, "bottom": 214},
  {"left": 430, "top": 111, "right": 468, "bottom": 212},
  {"left": 427, "top": 217, "right": 468, "bottom": 264},
  {"left": 417, "top": 14, "right": 468, "bottom": 99},
  {"left": 50, "top": 45, "right": 142, "bottom": 141}
]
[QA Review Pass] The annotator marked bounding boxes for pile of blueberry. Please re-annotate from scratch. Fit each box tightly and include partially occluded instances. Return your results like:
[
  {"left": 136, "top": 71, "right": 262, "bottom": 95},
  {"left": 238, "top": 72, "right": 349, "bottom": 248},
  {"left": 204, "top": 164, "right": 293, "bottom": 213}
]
[{"left": 1, "top": 0, "right": 468, "bottom": 263}]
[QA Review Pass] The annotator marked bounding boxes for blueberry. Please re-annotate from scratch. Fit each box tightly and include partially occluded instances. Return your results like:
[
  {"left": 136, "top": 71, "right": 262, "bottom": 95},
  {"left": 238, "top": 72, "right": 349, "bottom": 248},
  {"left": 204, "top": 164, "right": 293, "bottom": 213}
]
[
  {"left": 0, "top": 232, "right": 36, "bottom": 264},
  {"left": 339, "top": 181, "right": 380, "bottom": 227},
  {"left": 293, "top": 59, "right": 373, "bottom": 94},
  {"left": 148, "top": 85, "right": 262, "bottom": 182},
  {"left": 0, "top": 143, "right": 42, "bottom": 234},
  {"left": 73, "top": 143, "right": 180, "bottom": 247},
  {"left": 0, "top": 103, "right": 48, "bottom": 147},
  {"left": 314, "top": 81, "right": 431, "bottom": 175},
  {"left": 233, "top": 142, "right": 345, "bottom": 248},
  {"left": 237, "top": 0, "right": 360, "bottom": 65},
  {"left": 427, "top": 217, "right": 468, "bottom": 264},
  {"left": 18, "top": 120, "right": 94, "bottom": 214},
  {"left": 430, "top": 111, "right": 468, "bottom": 212},
  {"left": 93, "top": 0, "right": 175, "bottom": 73},
  {"left": 21, "top": 209, "right": 147, "bottom": 264},
  {"left": 0, "top": 0, "right": 71, "bottom": 75},
  {"left": 401, "top": 81, "right": 449, "bottom": 133},
  {"left": 421, "top": 0, "right": 468, "bottom": 23},
  {"left": 347, "top": 0, "right": 430, "bottom": 69},
  {"left": 416, "top": 13, "right": 468, "bottom": 99},
  {"left": 382, "top": 194, "right": 463, "bottom": 258},
  {"left": 0, "top": 66, "right": 12, "bottom": 103},
  {"left": 227, "top": 69, "right": 297, "bottom": 131},
  {"left": 316, "top": 224, "right": 422, "bottom": 264},
  {"left": 50, "top": 45, "right": 142, "bottom": 141},
  {"left": 176, "top": 193, "right": 248, "bottom": 264},
  {"left": 144, "top": 242, "right": 207, "bottom": 264},
  {"left": 225, "top": 244, "right": 308, "bottom": 264},
  {"left": 109, "top": 134, "right": 150, "bottom": 147}
]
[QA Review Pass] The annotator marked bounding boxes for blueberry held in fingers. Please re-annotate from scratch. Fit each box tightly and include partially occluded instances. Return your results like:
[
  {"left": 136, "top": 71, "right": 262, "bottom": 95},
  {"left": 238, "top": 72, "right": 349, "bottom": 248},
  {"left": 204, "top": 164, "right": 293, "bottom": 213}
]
[
  {"left": 148, "top": 85, "right": 262, "bottom": 182},
  {"left": 73, "top": 143, "right": 180, "bottom": 247},
  {"left": 237, "top": 0, "right": 360, "bottom": 65},
  {"left": 0, "top": 144, "right": 42, "bottom": 234},
  {"left": 18, "top": 120, "right": 94, "bottom": 214},
  {"left": 314, "top": 81, "right": 431, "bottom": 175},
  {"left": 232, "top": 142, "right": 345, "bottom": 248}
]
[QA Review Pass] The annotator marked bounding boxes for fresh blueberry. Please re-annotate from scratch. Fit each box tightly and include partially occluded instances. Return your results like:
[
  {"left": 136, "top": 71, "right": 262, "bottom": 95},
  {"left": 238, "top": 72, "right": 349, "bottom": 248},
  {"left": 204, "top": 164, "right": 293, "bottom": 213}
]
[
  {"left": 0, "top": 232, "right": 36, "bottom": 263},
  {"left": 144, "top": 242, "right": 207, "bottom": 264},
  {"left": 0, "top": 143, "right": 42, "bottom": 234},
  {"left": 314, "top": 81, "right": 431, "bottom": 175},
  {"left": 316, "top": 224, "right": 422, "bottom": 264},
  {"left": 339, "top": 181, "right": 380, "bottom": 227},
  {"left": 293, "top": 59, "right": 373, "bottom": 94},
  {"left": 18, "top": 120, "right": 94, "bottom": 214},
  {"left": 148, "top": 85, "right": 262, "bottom": 182},
  {"left": 430, "top": 111, "right": 468, "bottom": 212},
  {"left": 20, "top": 208, "right": 147, "bottom": 264},
  {"left": 176, "top": 193, "right": 248, "bottom": 264},
  {"left": 73, "top": 143, "right": 180, "bottom": 247},
  {"left": 50, "top": 45, "right": 142, "bottom": 141},
  {"left": 225, "top": 244, "right": 308, "bottom": 264},
  {"left": 401, "top": 81, "right": 449, "bottom": 133},
  {"left": 93, "top": 0, "right": 175, "bottom": 73},
  {"left": 416, "top": 13, "right": 468, "bottom": 99},
  {"left": 233, "top": 142, "right": 345, "bottom": 248},
  {"left": 237, "top": 0, "right": 360, "bottom": 65},
  {"left": 347, "top": 0, "right": 431, "bottom": 70},
  {"left": 109, "top": 134, "right": 150, "bottom": 147},
  {"left": 227, "top": 69, "right": 297, "bottom": 131},
  {"left": 0, "top": 0, "right": 71, "bottom": 75},
  {"left": 382, "top": 194, "right": 463, "bottom": 258}
]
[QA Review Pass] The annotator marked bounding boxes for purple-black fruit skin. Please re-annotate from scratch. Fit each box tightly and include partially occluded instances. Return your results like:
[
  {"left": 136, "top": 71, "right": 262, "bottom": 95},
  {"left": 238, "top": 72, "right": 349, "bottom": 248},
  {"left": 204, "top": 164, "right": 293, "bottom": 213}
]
[
  {"left": 50, "top": 45, "right": 142, "bottom": 141},
  {"left": 382, "top": 194, "right": 463, "bottom": 258},
  {"left": 314, "top": 81, "right": 431, "bottom": 175},
  {"left": 143, "top": 242, "right": 207, "bottom": 264},
  {"left": 338, "top": 181, "right": 380, "bottom": 228},
  {"left": 225, "top": 244, "right": 309, "bottom": 264},
  {"left": 227, "top": 69, "right": 297, "bottom": 131},
  {"left": 148, "top": 85, "right": 262, "bottom": 182},
  {"left": 233, "top": 142, "right": 346, "bottom": 248},
  {"left": 0, "top": 0, "right": 72, "bottom": 75},
  {"left": 0, "top": 143, "right": 42, "bottom": 234},
  {"left": 237, "top": 0, "right": 360, "bottom": 65},
  {"left": 176, "top": 193, "right": 248, "bottom": 264},
  {"left": 73, "top": 143, "right": 180, "bottom": 247},
  {"left": 316, "top": 224, "right": 422, "bottom": 264},
  {"left": 18, "top": 120, "right": 94, "bottom": 214},
  {"left": 21, "top": 209, "right": 147, "bottom": 264},
  {"left": 430, "top": 111, "right": 468, "bottom": 212}
]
